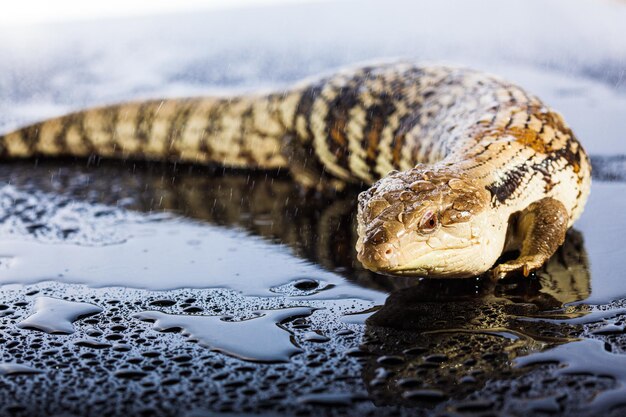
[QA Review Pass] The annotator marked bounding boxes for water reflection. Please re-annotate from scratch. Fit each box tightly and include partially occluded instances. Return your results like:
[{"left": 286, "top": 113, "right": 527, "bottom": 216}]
[
  {"left": 2, "top": 160, "right": 593, "bottom": 305},
  {"left": 359, "top": 231, "right": 589, "bottom": 406},
  {"left": 369, "top": 230, "right": 590, "bottom": 330},
  {"left": 2, "top": 160, "right": 379, "bottom": 287}
]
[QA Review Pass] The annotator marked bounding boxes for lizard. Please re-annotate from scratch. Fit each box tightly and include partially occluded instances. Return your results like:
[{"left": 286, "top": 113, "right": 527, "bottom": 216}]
[{"left": 0, "top": 62, "right": 591, "bottom": 279}]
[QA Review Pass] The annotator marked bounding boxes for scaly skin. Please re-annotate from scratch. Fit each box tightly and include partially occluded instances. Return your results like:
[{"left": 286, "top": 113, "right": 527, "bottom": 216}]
[{"left": 0, "top": 63, "right": 591, "bottom": 278}]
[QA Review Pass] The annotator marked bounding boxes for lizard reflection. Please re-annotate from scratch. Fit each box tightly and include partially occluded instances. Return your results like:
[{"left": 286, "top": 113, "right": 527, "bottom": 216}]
[{"left": 359, "top": 230, "right": 590, "bottom": 408}]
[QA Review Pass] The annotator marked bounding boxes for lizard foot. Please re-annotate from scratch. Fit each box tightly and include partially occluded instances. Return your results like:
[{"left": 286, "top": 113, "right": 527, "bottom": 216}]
[{"left": 492, "top": 255, "right": 545, "bottom": 280}]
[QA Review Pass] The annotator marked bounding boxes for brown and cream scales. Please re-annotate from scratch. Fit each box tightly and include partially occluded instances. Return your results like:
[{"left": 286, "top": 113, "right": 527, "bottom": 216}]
[{"left": 0, "top": 63, "right": 591, "bottom": 278}]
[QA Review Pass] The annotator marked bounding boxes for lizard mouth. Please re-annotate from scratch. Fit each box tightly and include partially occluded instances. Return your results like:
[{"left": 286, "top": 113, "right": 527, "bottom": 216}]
[
  {"left": 357, "top": 240, "right": 401, "bottom": 273},
  {"left": 356, "top": 229, "right": 479, "bottom": 278},
  {"left": 356, "top": 241, "right": 435, "bottom": 277},
  {"left": 356, "top": 234, "right": 434, "bottom": 276}
]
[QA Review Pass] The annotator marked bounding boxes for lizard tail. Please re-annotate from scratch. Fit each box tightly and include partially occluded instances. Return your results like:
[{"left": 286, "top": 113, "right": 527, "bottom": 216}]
[{"left": 0, "top": 96, "right": 290, "bottom": 169}]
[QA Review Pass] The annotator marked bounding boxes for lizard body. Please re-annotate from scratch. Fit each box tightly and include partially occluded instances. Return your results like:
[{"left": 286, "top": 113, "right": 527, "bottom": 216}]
[{"left": 1, "top": 63, "right": 591, "bottom": 278}]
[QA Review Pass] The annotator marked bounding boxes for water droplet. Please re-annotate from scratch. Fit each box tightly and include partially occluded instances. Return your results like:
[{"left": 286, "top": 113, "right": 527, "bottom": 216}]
[
  {"left": 0, "top": 363, "right": 42, "bottom": 376},
  {"left": 402, "top": 388, "right": 447, "bottom": 402},
  {"left": 74, "top": 339, "right": 112, "bottom": 349},
  {"left": 302, "top": 331, "right": 329, "bottom": 343},
  {"left": 296, "top": 392, "right": 369, "bottom": 406}
]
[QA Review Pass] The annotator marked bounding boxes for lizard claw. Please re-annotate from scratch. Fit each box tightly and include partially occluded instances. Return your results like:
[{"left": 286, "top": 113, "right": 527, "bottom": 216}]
[{"left": 491, "top": 256, "right": 543, "bottom": 281}]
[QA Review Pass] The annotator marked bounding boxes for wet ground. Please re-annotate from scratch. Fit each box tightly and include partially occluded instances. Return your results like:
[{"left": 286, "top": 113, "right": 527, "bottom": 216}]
[
  {"left": 0, "top": 161, "right": 626, "bottom": 417},
  {"left": 2, "top": 0, "right": 626, "bottom": 416}
]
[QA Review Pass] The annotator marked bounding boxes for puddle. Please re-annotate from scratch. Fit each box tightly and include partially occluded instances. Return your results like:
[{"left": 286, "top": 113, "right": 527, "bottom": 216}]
[
  {"left": 0, "top": 184, "right": 382, "bottom": 303},
  {"left": 133, "top": 307, "right": 315, "bottom": 363},
  {"left": 2, "top": 178, "right": 624, "bottom": 307},
  {"left": 3, "top": 171, "right": 626, "bottom": 307},
  {"left": 17, "top": 296, "right": 103, "bottom": 334}
]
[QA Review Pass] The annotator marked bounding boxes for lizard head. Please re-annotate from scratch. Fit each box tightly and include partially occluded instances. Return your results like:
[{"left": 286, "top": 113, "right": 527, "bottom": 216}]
[{"left": 356, "top": 165, "right": 503, "bottom": 278}]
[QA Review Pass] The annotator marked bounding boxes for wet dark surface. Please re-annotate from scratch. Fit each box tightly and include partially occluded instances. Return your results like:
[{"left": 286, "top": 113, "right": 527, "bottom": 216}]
[
  {"left": 0, "top": 160, "right": 625, "bottom": 416},
  {"left": 2, "top": 0, "right": 626, "bottom": 415}
]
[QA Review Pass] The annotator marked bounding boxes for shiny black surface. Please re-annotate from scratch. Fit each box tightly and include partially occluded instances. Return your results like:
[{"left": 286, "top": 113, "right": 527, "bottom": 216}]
[{"left": 0, "top": 160, "right": 624, "bottom": 416}]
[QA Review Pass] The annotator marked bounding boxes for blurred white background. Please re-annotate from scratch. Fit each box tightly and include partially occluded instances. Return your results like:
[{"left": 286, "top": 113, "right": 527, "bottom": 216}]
[{"left": 0, "top": 0, "right": 317, "bottom": 25}]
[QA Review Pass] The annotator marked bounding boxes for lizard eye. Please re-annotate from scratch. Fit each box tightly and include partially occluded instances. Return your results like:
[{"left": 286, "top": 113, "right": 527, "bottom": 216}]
[{"left": 418, "top": 210, "right": 438, "bottom": 233}]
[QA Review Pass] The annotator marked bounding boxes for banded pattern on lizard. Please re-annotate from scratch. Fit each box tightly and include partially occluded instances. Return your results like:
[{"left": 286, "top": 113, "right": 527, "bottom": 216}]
[{"left": 0, "top": 63, "right": 591, "bottom": 278}]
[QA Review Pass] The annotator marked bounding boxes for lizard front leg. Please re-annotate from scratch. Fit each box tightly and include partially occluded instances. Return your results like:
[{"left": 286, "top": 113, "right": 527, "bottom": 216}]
[{"left": 493, "top": 197, "right": 569, "bottom": 280}]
